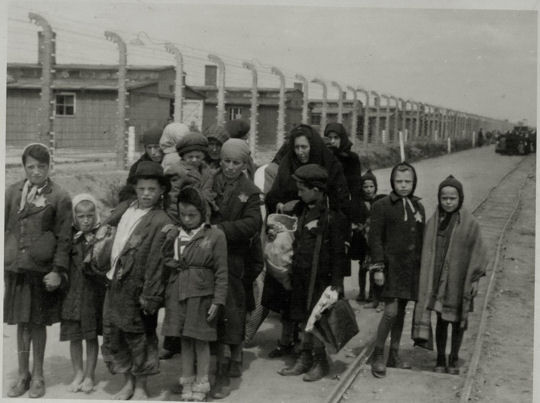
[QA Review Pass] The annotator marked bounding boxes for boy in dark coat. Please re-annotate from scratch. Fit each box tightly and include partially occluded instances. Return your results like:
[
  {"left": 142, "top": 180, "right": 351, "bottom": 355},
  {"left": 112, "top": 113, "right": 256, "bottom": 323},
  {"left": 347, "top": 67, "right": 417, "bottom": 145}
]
[
  {"left": 210, "top": 139, "right": 262, "bottom": 399},
  {"left": 278, "top": 164, "right": 347, "bottom": 382},
  {"left": 119, "top": 127, "right": 163, "bottom": 202},
  {"left": 369, "top": 161, "right": 425, "bottom": 378},
  {"left": 101, "top": 161, "right": 173, "bottom": 400}
]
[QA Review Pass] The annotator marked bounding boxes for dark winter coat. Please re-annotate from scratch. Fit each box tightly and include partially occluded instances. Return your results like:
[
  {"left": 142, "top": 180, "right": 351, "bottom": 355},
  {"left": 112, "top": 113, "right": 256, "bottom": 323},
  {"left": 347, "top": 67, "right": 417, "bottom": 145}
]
[
  {"left": 265, "top": 125, "right": 350, "bottom": 215},
  {"left": 289, "top": 199, "right": 347, "bottom": 322},
  {"left": 103, "top": 201, "right": 173, "bottom": 333},
  {"left": 211, "top": 171, "right": 262, "bottom": 344},
  {"left": 4, "top": 179, "right": 72, "bottom": 274},
  {"left": 324, "top": 123, "right": 363, "bottom": 224},
  {"left": 369, "top": 162, "right": 425, "bottom": 301}
]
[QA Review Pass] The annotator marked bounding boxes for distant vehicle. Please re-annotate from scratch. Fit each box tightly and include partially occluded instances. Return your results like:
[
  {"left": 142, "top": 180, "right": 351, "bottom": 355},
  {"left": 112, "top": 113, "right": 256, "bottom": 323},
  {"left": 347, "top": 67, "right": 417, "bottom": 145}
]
[{"left": 495, "top": 125, "right": 535, "bottom": 155}]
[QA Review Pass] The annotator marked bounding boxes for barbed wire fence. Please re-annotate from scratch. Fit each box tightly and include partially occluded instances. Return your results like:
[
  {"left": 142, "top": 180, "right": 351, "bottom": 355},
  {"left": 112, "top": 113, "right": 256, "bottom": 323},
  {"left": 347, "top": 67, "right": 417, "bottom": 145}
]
[{"left": 6, "top": 10, "right": 515, "bottom": 170}]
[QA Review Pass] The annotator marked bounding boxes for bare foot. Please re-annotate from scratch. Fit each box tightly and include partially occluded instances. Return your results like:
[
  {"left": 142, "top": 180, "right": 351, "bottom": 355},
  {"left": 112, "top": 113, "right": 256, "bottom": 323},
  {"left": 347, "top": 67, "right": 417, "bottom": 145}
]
[
  {"left": 80, "top": 377, "right": 95, "bottom": 393},
  {"left": 67, "top": 372, "right": 84, "bottom": 392},
  {"left": 131, "top": 385, "right": 149, "bottom": 401},
  {"left": 113, "top": 381, "right": 134, "bottom": 400}
]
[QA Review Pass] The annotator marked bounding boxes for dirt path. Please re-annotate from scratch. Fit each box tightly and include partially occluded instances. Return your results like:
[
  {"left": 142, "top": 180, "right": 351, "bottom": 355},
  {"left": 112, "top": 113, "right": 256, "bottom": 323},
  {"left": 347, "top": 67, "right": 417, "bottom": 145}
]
[{"left": 470, "top": 165, "right": 535, "bottom": 402}]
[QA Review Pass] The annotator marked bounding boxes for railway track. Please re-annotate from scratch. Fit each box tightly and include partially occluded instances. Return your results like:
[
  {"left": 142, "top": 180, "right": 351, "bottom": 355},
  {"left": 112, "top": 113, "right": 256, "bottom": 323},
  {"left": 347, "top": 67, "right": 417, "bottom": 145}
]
[{"left": 325, "top": 155, "right": 532, "bottom": 403}]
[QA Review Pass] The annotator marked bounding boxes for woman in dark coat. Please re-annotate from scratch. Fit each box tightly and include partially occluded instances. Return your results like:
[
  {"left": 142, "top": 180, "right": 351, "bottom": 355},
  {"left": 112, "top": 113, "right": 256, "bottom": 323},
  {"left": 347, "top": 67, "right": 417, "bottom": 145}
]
[
  {"left": 4, "top": 143, "right": 72, "bottom": 398},
  {"left": 324, "top": 122, "right": 363, "bottom": 277},
  {"left": 210, "top": 139, "right": 262, "bottom": 399}
]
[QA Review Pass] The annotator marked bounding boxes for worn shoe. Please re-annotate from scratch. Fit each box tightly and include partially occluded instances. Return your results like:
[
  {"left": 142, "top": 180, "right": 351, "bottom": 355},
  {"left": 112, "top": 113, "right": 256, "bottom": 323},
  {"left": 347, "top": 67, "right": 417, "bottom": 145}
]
[
  {"left": 363, "top": 301, "right": 379, "bottom": 309},
  {"left": 434, "top": 355, "right": 447, "bottom": 373},
  {"left": 268, "top": 342, "right": 296, "bottom": 358},
  {"left": 278, "top": 350, "right": 313, "bottom": 376},
  {"left": 448, "top": 355, "right": 460, "bottom": 375},
  {"left": 371, "top": 347, "right": 386, "bottom": 378},
  {"left": 159, "top": 348, "right": 175, "bottom": 360},
  {"left": 28, "top": 377, "right": 45, "bottom": 399},
  {"left": 192, "top": 380, "right": 210, "bottom": 402},
  {"left": 303, "top": 350, "right": 330, "bottom": 382},
  {"left": 7, "top": 374, "right": 31, "bottom": 397},
  {"left": 387, "top": 348, "right": 411, "bottom": 369},
  {"left": 211, "top": 362, "right": 231, "bottom": 399}
]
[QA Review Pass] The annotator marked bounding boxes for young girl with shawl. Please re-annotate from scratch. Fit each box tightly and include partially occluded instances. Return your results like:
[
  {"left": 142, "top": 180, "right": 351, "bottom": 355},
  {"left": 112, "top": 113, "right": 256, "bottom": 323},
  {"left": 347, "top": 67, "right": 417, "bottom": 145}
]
[{"left": 412, "top": 175, "right": 488, "bottom": 374}]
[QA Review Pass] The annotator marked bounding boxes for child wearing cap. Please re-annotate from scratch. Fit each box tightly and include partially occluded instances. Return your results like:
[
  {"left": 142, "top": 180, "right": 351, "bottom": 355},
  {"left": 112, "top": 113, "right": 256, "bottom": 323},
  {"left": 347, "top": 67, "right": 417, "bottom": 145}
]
[
  {"left": 413, "top": 175, "right": 488, "bottom": 375},
  {"left": 278, "top": 163, "right": 348, "bottom": 382},
  {"left": 369, "top": 162, "right": 425, "bottom": 378},
  {"left": 356, "top": 170, "right": 386, "bottom": 309},
  {"left": 100, "top": 161, "right": 173, "bottom": 400},
  {"left": 160, "top": 122, "right": 191, "bottom": 173},
  {"left": 119, "top": 126, "right": 164, "bottom": 202},
  {"left": 161, "top": 187, "right": 228, "bottom": 401},
  {"left": 210, "top": 138, "right": 262, "bottom": 399},
  {"left": 60, "top": 193, "right": 105, "bottom": 393}
]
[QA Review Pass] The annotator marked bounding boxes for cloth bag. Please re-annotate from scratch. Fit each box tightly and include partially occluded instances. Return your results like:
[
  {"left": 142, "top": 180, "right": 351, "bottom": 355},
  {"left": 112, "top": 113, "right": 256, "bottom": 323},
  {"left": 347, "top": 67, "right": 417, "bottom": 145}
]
[{"left": 263, "top": 213, "right": 297, "bottom": 290}]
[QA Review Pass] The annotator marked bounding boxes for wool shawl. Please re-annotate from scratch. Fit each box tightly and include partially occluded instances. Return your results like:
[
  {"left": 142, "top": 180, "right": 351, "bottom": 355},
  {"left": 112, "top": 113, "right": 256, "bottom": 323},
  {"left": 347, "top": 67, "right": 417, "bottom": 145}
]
[{"left": 412, "top": 207, "right": 488, "bottom": 349}]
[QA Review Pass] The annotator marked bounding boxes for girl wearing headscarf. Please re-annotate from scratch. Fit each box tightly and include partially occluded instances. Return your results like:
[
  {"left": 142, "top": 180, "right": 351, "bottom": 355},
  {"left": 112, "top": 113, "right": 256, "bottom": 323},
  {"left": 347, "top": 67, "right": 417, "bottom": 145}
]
[
  {"left": 210, "top": 139, "right": 262, "bottom": 399},
  {"left": 60, "top": 193, "right": 105, "bottom": 393},
  {"left": 413, "top": 175, "right": 488, "bottom": 375},
  {"left": 4, "top": 143, "right": 72, "bottom": 398}
]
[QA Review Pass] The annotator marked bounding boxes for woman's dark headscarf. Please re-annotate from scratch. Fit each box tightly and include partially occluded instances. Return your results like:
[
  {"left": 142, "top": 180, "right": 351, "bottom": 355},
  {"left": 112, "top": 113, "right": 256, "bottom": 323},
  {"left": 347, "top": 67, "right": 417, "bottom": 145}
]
[
  {"left": 287, "top": 124, "right": 336, "bottom": 170},
  {"left": 324, "top": 122, "right": 353, "bottom": 156}
]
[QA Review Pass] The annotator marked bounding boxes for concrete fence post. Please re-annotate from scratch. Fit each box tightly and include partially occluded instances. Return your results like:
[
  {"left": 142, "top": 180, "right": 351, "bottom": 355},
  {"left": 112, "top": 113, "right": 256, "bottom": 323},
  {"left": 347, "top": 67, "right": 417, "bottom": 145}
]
[
  {"left": 271, "top": 66, "right": 286, "bottom": 149},
  {"left": 312, "top": 78, "right": 328, "bottom": 135},
  {"left": 105, "top": 30, "right": 128, "bottom": 169},
  {"left": 331, "top": 81, "right": 344, "bottom": 124},
  {"left": 29, "top": 12, "right": 56, "bottom": 168},
  {"left": 390, "top": 95, "right": 399, "bottom": 142},
  {"left": 381, "top": 94, "right": 391, "bottom": 143},
  {"left": 165, "top": 43, "right": 184, "bottom": 123},
  {"left": 127, "top": 126, "right": 136, "bottom": 165},
  {"left": 447, "top": 137, "right": 452, "bottom": 153},
  {"left": 296, "top": 74, "right": 309, "bottom": 124},
  {"left": 346, "top": 86, "right": 358, "bottom": 147},
  {"left": 242, "top": 62, "right": 259, "bottom": 158},
  {"left": 358, "top": 88, "right": 370, "bottom": 146},
  {"left": 370, "top": 91, "right": 381, "bottom": 144},
  {"left": 208, "top": 54, "right": 226, "bottom": 127}
]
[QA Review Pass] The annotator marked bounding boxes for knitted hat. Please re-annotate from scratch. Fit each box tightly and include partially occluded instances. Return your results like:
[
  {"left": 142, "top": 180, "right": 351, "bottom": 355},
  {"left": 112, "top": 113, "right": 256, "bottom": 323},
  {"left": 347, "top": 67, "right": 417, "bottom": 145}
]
[
  {"left": 225, "top": 119, "right": 250, "bottom": 139},
  {"left": 177, "top": 186, "right": 207, "bottom": 222},
  {"left": 220, "top": 138, "right": 250, "bottom": 163},
  {"left": 205, "top": 124, "right": 230, "bottom": 145},
  {"left": 438, "top": 174, "right": 464, "bottom": 210},
  {"left": 176, "top": 132, "right": 208, "bottom": 156},
  {"left": 142, "top": 126, "right": 162, "bottom": 146},
  {"left": 292, "top": 163, "right": 328, "bottom": 191},
  {"left": 160, "top": 122, "right": 190, "bottom": 154},
  {"left": 390, "top": 161, "right": 417, "bottom": 196},
  {"left": 361, "top": 169, "right": 378, "bottom": 193}
]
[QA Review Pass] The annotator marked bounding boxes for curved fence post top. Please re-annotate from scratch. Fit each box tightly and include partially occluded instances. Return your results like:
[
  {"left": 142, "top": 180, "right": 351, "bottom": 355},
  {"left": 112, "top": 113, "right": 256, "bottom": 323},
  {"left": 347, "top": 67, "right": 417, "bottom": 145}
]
[
  {"left": 28, "top": 12, "right": 52, "bottom": 30},
  {"left": 165, "top": 42, "right": 183, "bottom": 61}
]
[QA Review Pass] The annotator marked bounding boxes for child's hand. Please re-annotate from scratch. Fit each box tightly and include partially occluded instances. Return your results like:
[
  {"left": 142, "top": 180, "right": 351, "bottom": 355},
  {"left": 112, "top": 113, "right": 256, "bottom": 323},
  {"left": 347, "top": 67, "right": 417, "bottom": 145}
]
[
  {"left": 207, "top": 304, "right": 219, "bottom": 322},
  {"left": 374, "top": 271, "right": 385, "bottom": 286},
  {"left": 43, "top": 271, "right": 62, "bottom": 292}
]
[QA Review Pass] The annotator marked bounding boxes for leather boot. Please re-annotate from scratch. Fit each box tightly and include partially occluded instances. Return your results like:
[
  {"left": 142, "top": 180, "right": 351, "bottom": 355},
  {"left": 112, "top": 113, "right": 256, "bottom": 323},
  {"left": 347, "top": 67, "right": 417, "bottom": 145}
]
[
  {"left": 387, "top": 348, "right": 411, "bottom": 369},
  {"left": 371, "top": 347, "right": 386, "bottom": 378},
  {"left": 448, "top": 354, "right": 459, "bottom": 375},
  {"left": 278, "top": 350, "right": 313, "bottom": 376},
  {"left": 434, "top": 354, "right": 447, "bottom": 373},
  {"left": 211, "top": 361, "right": 231, "bottom": 399},
  {"left": 303, "top": 349, "right": 330, "bottom": 382}
]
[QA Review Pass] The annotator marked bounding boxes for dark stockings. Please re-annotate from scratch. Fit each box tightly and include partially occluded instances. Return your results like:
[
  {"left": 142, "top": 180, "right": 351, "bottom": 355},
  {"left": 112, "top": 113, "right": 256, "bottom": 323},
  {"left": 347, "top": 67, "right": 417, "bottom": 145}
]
[
  {"left": 375, "top": 298, "right": 407, "bottom": 349},
  {"left": 435, "top": 314, "right": 464, "bottom": 363}
]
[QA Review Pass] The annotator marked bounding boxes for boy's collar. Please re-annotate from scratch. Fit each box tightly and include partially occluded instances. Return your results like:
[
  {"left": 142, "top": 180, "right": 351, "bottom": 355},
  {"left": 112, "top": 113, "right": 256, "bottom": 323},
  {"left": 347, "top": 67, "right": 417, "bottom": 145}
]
[{"left": 389, "top": 191, "right": 421, "bottom": 203}]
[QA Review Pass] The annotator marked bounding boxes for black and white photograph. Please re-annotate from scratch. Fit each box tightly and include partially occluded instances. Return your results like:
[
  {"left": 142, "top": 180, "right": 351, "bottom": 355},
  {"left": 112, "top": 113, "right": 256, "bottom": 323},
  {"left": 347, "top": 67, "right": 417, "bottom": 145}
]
[{"left": 1, "top": 0, "right": 537, "bottom": 401}]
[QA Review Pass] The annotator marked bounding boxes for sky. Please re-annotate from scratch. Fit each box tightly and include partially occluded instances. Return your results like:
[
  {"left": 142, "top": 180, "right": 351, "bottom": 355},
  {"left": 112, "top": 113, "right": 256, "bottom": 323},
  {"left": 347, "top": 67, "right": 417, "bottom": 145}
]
[{"left": 4, "top": 0, "right": 538, "bottom": 125}]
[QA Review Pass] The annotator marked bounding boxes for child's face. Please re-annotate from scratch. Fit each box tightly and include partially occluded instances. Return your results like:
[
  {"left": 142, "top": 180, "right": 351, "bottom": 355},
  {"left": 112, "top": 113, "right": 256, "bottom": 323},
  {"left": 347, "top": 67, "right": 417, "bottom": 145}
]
[
  {"left": 297, "top": 181, "right": 321, "bottom": 205},
  {"left": 208, "top": 140, "right": 222, "bottom": 161},
  {"left": 144, "top": 144, "right": 163, "bottom": 163},
  {"left": 74, "top": 202, "right": 97, "bottom": 233},
  {"left": 178, "top": 203, "right": 202, "bottom": 229},
  {"left": 440, "top": 186, "right": 460, "bottom": 213},
  {"left": 221, "top": 157, "right": 246, "bottom": 179},
  {"left": 135, "top": 178, "right": 164, "bottom": 209},
  {"left": 182, "top": 151, "right": 206, "bottom": 168},
  {"left": 362, "top": 180, "right": 376, "bottom": 199},
  {"left": 24, "top": 155, "right": 49, "bottom": 186},
  {"left": 393, "top": 170, "right": 414, "bottom": 197}
]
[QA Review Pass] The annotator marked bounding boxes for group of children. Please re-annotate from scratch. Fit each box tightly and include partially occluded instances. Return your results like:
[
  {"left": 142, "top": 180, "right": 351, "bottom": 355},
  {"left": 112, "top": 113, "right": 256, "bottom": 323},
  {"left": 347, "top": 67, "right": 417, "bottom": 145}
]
[{"left": 4, "top": 120, "right": 489, "bottom": 401}]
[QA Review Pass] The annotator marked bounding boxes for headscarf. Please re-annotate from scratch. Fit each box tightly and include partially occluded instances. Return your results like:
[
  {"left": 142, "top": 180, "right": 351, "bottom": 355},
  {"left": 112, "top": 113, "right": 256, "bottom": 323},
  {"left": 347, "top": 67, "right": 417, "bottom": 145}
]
[
  {"left": 437, "top": 175, "right": 464, "bottom": 230},
  {"left": 142, "top": 126, "right": 163, "bottom": 146},
  {"left": 220, "top": 138, "right": 250, "bottom": 163},
  {"left": 72, "top": 193, "right": 101, "bottom": 241},
  {"left": 324, "top": 122, "right": 353, "bottom": 155},
  {"left": 360, "top": 169, "right": 378, "bottom": 195},
  {"left": 390, "top": 161, "right": 419, "bottom": 222},
  {"left": 287, "top": 124, "right": 335, "bottom": 170},
  {"left": 160, "top": 122, "right": 190, "bottom": 154},
  {"left": 204, "top": 124, "right": 230, "bottom": 145},
  {"left": 225, "top": 119, "right": 250, "bottom": 139}
]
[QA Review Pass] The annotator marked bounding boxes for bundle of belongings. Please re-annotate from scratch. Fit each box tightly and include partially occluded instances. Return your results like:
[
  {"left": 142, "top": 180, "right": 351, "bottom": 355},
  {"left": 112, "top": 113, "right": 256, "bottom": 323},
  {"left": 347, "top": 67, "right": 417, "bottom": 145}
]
[{"left": 263, "top": 213, "right": 297, "bottom": 290}]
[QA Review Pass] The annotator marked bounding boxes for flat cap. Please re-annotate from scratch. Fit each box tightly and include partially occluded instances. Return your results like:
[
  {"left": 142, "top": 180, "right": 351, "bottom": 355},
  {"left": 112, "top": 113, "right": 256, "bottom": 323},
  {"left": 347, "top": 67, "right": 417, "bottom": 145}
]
[{"left": 292, "top": 163, "right": 328, "bottom": 190}]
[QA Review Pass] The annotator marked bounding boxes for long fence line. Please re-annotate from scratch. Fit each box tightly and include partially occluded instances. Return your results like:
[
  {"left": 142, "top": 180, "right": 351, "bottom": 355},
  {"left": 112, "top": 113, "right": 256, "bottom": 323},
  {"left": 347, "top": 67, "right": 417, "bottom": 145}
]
[{"left": 13, "top": 12, "right": 515, "bottom": 169}]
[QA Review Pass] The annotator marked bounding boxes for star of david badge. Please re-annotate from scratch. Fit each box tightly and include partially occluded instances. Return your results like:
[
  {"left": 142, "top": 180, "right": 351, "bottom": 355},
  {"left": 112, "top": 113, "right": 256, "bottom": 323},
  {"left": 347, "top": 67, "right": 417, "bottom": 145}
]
[
  {"left": 305, "top": 219, "right": 319, "bottom": 230},
  {"left": 414, "top": 211, "right": 423, "bottom": 223},
  {"left": 238, "top": 193, "right": 249, "bottom": 203}
]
